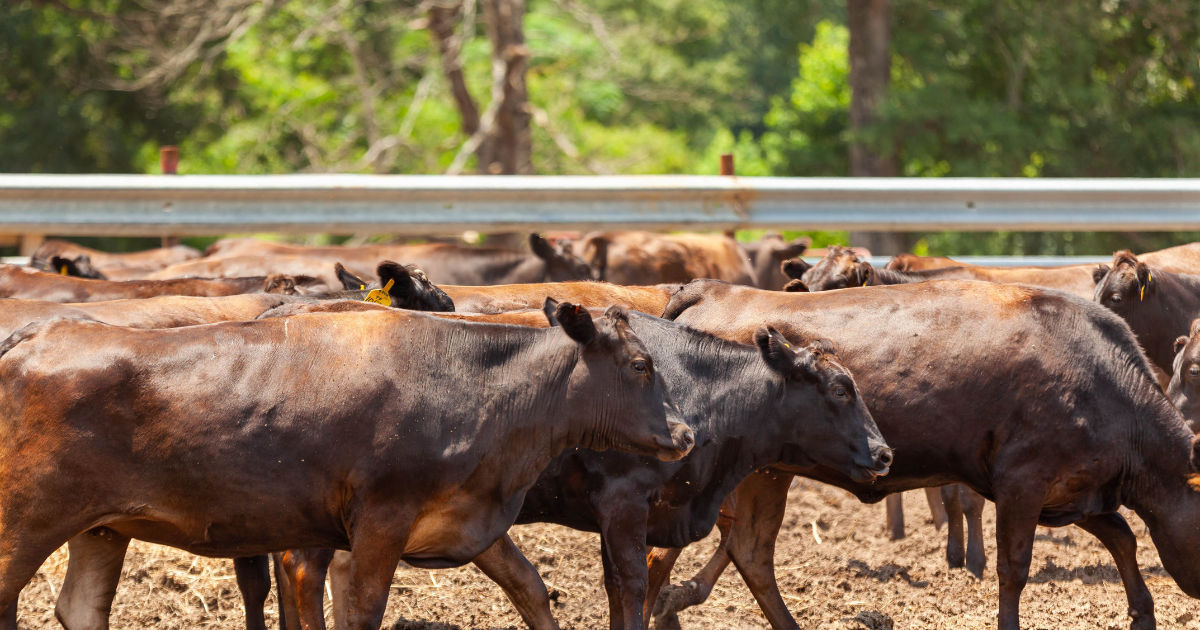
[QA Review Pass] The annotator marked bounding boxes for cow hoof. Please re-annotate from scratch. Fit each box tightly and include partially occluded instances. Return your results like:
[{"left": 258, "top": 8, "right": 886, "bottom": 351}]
[
  {"left": 966, "top": 557, "right": 985, "bottom": 579},
  {"left": 945, "top": 550, "right": 965, "bottom": 569},
  {"left": 1128, "top": 608, "right": 1156, "bottom": 630}
]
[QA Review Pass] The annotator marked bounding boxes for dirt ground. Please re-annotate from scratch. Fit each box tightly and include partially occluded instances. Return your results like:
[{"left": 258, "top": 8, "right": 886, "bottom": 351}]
[{"left": 18, "top": 479, "right": 1200, "bottom": 629}]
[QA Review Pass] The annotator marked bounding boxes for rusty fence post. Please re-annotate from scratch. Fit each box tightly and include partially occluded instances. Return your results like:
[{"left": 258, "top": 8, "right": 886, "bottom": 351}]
[
  {"left": 160, "top": 146, "right": 181, "bottom": 248},
  {"left": 720, "top": 153, "right": 737, "bottom": 238}
]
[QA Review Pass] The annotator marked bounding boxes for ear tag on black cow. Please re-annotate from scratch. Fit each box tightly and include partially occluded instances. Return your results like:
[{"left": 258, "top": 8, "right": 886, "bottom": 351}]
[
  {"left": 364, "top": 278, "right": 394, "bottom": 306},
  {"left": 59, "top": 265, "right": 68, "bottom": 275},
  {"left": 359, "top": 285, "right": 365, "bottom": 290},
  {"left": 861, "top": 278, "right": 868, "bottom": 287}
]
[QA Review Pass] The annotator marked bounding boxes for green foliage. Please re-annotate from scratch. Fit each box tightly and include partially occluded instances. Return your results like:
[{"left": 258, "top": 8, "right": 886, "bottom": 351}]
[{"left": 5, "top": 0, "right": 1200, "bottom": 255}]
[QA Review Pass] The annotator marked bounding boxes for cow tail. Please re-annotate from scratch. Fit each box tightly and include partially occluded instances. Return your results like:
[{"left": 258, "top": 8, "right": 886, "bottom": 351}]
[{"left": 660, "top": 280, "right": 708, "bottom": 320}]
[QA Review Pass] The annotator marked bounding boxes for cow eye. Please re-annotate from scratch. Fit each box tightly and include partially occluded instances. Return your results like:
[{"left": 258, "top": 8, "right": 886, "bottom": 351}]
[
  {"left": 632, "top": 359, "right": 648, "bottom": 374},
  {"left": 1190, "top": 364, "right": 1200, "bottom": 377},
  {"left": 1110, "top": 293, "right": 1122, "bottom": 304},
  {"left": 833, "top": 386, "right": 848, "bottom": 399}
]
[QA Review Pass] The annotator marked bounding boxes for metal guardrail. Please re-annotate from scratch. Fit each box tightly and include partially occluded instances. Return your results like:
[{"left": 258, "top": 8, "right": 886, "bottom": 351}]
[
  {"left": 1, "top": 175, "right": 1200, "bottom": 236},
  {"left": 826, "top": 255, "right": 1111, "bottom": 268}
]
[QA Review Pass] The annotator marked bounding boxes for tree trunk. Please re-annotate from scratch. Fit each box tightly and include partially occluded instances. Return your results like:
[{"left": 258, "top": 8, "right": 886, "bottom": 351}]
[
  {"left": 847, "top": 0, "right": 906, "bottom": 255},
  {"left": 480, "top": 0, "right": 533, "bottom": 175}
]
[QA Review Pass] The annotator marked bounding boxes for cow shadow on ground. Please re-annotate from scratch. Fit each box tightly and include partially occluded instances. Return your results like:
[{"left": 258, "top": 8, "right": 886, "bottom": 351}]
[
  {"left": 1025, "top": 558, "right": 1167, "bottom": 584},
  {"left": 391, "top": 620, "right": 519, "bottom": 630},
  {"left": 844, "top": 559, "right": 930, "bottom": 588}
]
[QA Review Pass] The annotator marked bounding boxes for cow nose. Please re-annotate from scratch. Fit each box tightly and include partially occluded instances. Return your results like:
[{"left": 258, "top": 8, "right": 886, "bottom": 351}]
[{"left": 875, "top": 447, "right": 893, "bottom": 471}]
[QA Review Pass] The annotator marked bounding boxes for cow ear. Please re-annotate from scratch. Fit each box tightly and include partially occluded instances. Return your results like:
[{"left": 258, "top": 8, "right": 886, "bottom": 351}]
[
  {"left": 49, "top": 256, "right": 78, "bottom": 277},
  {"left": 377, "top": 261, "right": 416, "bottom": 304},
  {"left": 783, "top": 279, "right": 809, "bottom": 292},
  {"left": 781, "top": 258, "right": 811, "bottom": 280},
  {"left": 555, "top": 302, "right": 597, "bottom": 345},
  {"left": 542, "top": 297, "right": 562, "bottom": 326},
  {"left": 530, "top": 233, "right": 556, "bottom": 261},
  {"left": 855, "top": 262, "right": 873, "bottom": 287},
  {"left": 1190, "top": 318, "right": 1200, "bottom": 338},
  {"left": 1136, "top": 263, "right": 1155, "bottom": 296},
  {"left": 1176, "top": 335, "right": 1190, "bottom": 355},
  {"left": 774, "top": 242, "right": 809, "bottom": 260},
  {"left": 1093, "top": 264, "right": 1110, "bottom": 285},
  {"left": 336, "top": 262, "right": 368, "bottom": 290},
  {"left": 754, "top": 326, "right": 798, "bottom": 373}
]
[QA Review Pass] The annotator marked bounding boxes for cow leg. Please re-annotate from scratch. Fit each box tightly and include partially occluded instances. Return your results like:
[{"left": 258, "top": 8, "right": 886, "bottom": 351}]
[
  {"left": 884, "top": 493, "right": 905, "bottom": 540},
  {"left": 55, "top": 531, "right": 131, "bottom": 630},
  {"left": 647, "top": 492, "right": 734, "bottom": 626},
  {"left": 273, "top": 553, "right": 299, "bottom": 630},
  {"left": 328, "top": 550, "right": 352, "bottom": 630},
  {"left": 961, "top": 487, "right": 987, "bottom": 578},
  {"left": 643, "top": 547, "right": 681, "bottom": 625},
  {"left": 651, "top": 543, "right": 729, "bottom": 630},
  {"left": 925, "top": 487, "right": 948, "bottom": 530},
  {"left": 472, "top": 535, "right": 560, "bottom": 630},
  {"left": 279, "top": 549, "right": 334, "bottom": 630},
  {"left": 993, "top": 482, "right": 1046, "bottom": 630},
  {"left": 1075, "top": 513, "right": 1155, "bottom": 630},
  {"left": 723, "top": 470, "right": 799, "bottom": 630},
  {"left": 942, "top": 485, "right": 966, "bottom": 569},
  {"left": 0, "top": 535, "right": 74, "bottom": 629},
  {"left": 597, "top": 503, "right": 653, "bottom": 630},
  {"left": 233, "top": 556, "right": 272, "bottom": 630},
  {"left": 344, "top": 538, "right": 404, "bottom": 630}
]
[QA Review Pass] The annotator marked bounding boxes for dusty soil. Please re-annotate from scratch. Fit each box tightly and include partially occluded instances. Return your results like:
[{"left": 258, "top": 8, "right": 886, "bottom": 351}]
[{"left": 18, "top": 479, "right": 1200, "bottom": 629}]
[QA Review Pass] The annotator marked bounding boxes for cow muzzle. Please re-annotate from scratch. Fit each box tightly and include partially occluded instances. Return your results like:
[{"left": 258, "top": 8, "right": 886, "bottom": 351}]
[{"left": 653, "top": 419, "right": 695, "bottom": 461}]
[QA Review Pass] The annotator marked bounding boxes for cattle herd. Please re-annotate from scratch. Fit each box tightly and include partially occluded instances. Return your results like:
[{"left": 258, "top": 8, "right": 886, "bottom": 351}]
[{"left": 2, "top": 231, "right": 1200, "bottom": 630}]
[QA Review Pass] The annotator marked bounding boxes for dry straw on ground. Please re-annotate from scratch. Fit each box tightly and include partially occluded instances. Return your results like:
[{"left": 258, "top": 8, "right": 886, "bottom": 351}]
[{"left": 20, "top": 480, "right": 1200, "bottom": 629}]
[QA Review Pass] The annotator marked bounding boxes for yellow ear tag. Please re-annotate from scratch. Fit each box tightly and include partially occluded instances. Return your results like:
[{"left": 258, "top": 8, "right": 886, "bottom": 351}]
[
  {"left": 59, "top": 265, "right": 68, "bottom": 275},
  {"left": 1140, "top": 284, "right": 1145, "bottom": 301},
  {"left": 359, "top": 285, "right": 365, "bottom": 290},
  {"left": 861, "top": 278, "right": 868, "bottom": 287},
  {"left": 364, "top": 278, "right": 394, "bottom": 306}
]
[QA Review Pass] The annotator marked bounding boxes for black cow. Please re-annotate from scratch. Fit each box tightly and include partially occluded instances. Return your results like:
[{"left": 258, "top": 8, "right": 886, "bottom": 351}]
[
  {"left": 1093, "top": 250, "right": 1200, "bottom": 377},
  {"left": 650, "top": 279, "right": 1200, "bottom": 630}
]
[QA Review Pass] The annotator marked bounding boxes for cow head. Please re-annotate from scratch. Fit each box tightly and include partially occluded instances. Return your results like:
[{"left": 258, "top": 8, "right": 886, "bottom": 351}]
[
  {"left": 530, "top": 233, "right": 596, "bottom": 281},
  {"left": 743, "top": 233, "right": 810, "bottom": 290},
  {"left": 1093, "top": 250, "right": 1155, "bottom": 313},
  {"left": 545, "top": 299, "right": 694, "bottom": 462},
  {"left": 801, "top": 246, "right": 873, "bottom": 291},
  {"left": 376, "top": 261, "right": 455, "bottom": 312},
  {"left": 1167, "top": 318, "right": 1200, "bottom": 431},
  {"left": 49, "top": 255, "right": 106, "bottom": 280},
  {"left": 755, "top": 328, "right": 891, "bottom": 482}
]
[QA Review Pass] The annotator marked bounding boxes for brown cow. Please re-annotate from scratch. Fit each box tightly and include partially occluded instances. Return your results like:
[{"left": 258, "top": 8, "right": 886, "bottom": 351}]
[
  {"left": 30, "top": 239, "right": 201, "bottom": 280},
  {"left": 885, "top": 253, "right": 964, "bottom": 271},
  {"left": 649, "top": 280, "right": 1200, "bottom": 630},
  {"left": 573, "top": 231, "right": 756, "bottom": 286},
  {"left": 1093, "top": 250, "right": 1200, "bottom": 377},
  {"left": 0, "top": 264, "right": 316, "bottom": 302},
  {"left": 876, "top": 243, "right": 1200, "bottom": 296},
  {"left": 203, "top": 234, "right": 594, "bottom": 285},
  {"left": 146, "top": 255, "right": 345, "bottom": 289},
  {"left": 739, "top": 233, "right": 810, "bottom": 290},
  {"left": 0, "top": 305, "right": 693, "bottom": 630},
  {"left": 443, "top": 282, "right": 680, "bottom": 315}
]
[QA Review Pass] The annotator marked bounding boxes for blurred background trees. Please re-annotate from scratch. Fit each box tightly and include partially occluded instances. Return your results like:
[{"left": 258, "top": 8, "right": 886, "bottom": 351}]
[{"left": 2, "top": 0, "right": 1199, "bottom": 254}]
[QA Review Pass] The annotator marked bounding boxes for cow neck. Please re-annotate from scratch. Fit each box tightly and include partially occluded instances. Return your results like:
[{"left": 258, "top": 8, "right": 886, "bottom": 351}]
[
  {"left": 463, "top": 330, "right": 585, "bottom": 495},
  {"left": 1129, "top": 270, "right": 1200, "bottom": 373},
  {"left": 628, "top": 315, "right": 788, "bottom": 471},
  {"left": 1118, "top": 381, "right": 1195, "bottom": 512}
]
